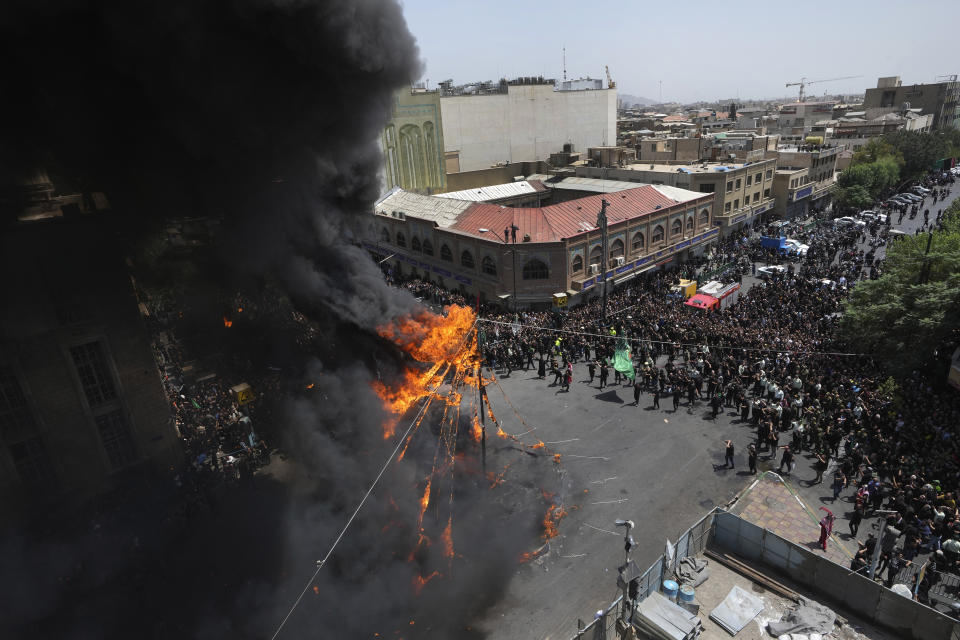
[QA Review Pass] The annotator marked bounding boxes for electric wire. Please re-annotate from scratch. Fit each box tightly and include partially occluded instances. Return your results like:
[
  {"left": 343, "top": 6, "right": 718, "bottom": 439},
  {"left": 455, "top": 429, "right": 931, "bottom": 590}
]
[
  {"left": 476, "top": 317, "right": 869, "bottom": 358},
  {"left": 268, "top": 320, "right": 477, "bottom": 639}
]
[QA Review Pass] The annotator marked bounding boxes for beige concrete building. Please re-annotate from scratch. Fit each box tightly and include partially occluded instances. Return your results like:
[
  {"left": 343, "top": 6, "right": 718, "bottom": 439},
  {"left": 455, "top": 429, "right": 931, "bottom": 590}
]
[
  {"left": 770, "top": 145, "right": 838, "bottom": 218},
  {"left": 366, "top": 182, "right": 715, "bottom": 309},
  {"left": 576, "top": 157, "right": 778, "bottom": 236},
  {"left": 381, "top": 88, "right": 447, "bottom": 194},
  {"left": 863, "top": 75, "right": 960, "bottom": 130}
]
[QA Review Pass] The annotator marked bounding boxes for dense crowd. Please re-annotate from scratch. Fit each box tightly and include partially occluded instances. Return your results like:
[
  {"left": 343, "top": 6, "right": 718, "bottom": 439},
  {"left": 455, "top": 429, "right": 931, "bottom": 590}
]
[{"left": 398, "top": 173, "right": 960, "bottom": 601}]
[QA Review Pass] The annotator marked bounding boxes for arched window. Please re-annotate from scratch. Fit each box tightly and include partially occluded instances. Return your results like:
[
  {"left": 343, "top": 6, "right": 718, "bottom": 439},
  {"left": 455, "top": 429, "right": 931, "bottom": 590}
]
[
  {"left": 671, "top": 219, "right": 683, "bottom": 235},
  {"left": 440, "top": 244, "right": 452, "bottom": 261},
  {"left": 686, "top": 217, "right": 694, "bottom": 231},
  {"left": 588, "top": 245, "right": 603, "bottom": 266},
  {"left": 632, "top": 232, "right": 645, "bottom": 251},
  {"left": 571, "top": 255, "right": 583, "bottom": 273},
  {"left": 481, "top": 255, "right": 497, "bottom": 276},
  {"left": 381, "top": 227, "right": 390, "bottom": 243},
  {"left": 411, "top": 237, "right": 421, "bottom": 252},
  {"left": 609, "top": 239, "right": 625, "bottom": 263},
  {"left": 652, "top": 225, "right": 664, "bottom": 244},
  {"left": 522, "top": 259, "right": 549, "bottom": 280},
  {"left": 461, "top": 250, "right": 474, "bottom": 269},
  {"left": 700, "top": 208, "right": 710, "bottom": 225},
  {"left": 422, "top": 239, "right": 433, "bottom": 256},
  {"left": 396, "top": 232, "right": 406, "bottom": 248}
]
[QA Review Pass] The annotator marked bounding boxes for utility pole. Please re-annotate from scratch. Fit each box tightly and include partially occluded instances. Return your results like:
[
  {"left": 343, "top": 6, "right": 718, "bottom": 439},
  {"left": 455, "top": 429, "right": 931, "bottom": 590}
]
[
  {"left": 476, "top": 362, "right": 486, "bottom": 474},
  {"left": 597, "top": 198, "right": 610, "bottom": 327}
]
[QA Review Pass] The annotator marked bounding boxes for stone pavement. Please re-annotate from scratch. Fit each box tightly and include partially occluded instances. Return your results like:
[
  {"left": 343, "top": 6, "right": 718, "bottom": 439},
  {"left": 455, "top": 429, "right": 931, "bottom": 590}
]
[{"left": 731, "top": 471, "right": 853, "bottom": 566}]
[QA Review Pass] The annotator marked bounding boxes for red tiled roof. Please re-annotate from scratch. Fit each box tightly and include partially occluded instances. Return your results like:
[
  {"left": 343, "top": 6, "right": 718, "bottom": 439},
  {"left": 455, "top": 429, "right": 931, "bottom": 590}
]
[
  {"left": 662, "top": 114, "right": 689, "bottom": 122},
  {"left": 450, "top": 186, "right": 697, "bottom": 243}
]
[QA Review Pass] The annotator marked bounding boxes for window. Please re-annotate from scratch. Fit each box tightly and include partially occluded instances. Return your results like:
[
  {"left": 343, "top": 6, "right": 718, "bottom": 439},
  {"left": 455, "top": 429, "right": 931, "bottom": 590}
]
[
  {"left": 481, "top": 256, "right": 497, "bottom": 276},
  {"left": 440, "top": 244, "right": 452, "bottom": 262},
  {"left": 733, "top": 199, "right": 740, "bottom": 209},
  {"left": 0, "top": 365, "right": 35, "bottom": 437},
  {"left": 589, "top": 245, "right": 603, "bottom": 266},
  {"left": 9, "top": 436, "right": 55, "bottom": 489},
  {"left": 396, "top": 232, "right": 406, "bottom": 248},
  {"left": 671, "top": 219, "right": 682, "bottom": 235},
  {"left": 571, "top": 255, "right": 583, "bottom": 273},
  {"left": 95, "top": 410, "right": 137, "bottom": 470},
  {"left": 461, "top": 250, "right": 474, "bottom": 269},
  {"left": 754, "top": 191, "right": 760, "bottom": 203},
  {"left": 726, "top": 181, "right": 733, "bottom": 192},
  {"left": 411, "top": 237, "right": 421, "bottom": 252},
  {"left": 522, "top": 259, "right": 549, "bottom": 280},
  {"left": 686, "top": 217, "right": 694, "bottom": 231},
  {"left": 422, "top": 240, "right": 433, "bottom": 256},
  {"left": 652, "top": 225, "right": 665, "bottom": 243},
  {"left": 724, "top": 202, "right": 731, "bottom": 213},
  {"left": 699, "top": 209, "right": 709, "bottom": 225},
  {"left": 746, "top": 175, "right": 752, "bottom": 186},
  {"left": 609, "top": 239, "right": 625, "bottom": 263},
  {"left": 70, "top": 342, "right": 116, "bottom": 408},
  {"left": 756, "top": 172, "right": 762, "bottom": 183},
  {"left": 380, "top": 228, "right": 390, "bottom": 243},
  {"left": 764, "top": 188, "right": 771, "bottom": 198},
  {"left": 735, "top": 178, "right": 741, "bottom": 189},
  {"left": 632, "top": 232, "right": 645, "bottom": 251},
  {"left": 766, "top": 169, "right": 773, "bottom": 179},
  {"left": 744, "top": 194, "right": 750, "bottom": 205}
]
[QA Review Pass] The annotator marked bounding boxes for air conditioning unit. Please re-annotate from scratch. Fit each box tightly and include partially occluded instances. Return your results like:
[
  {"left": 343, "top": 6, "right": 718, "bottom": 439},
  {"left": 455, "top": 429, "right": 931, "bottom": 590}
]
[
  {"left": 615, "top": 256, "right": 625, "bottom": 266},
  {"left": 589, "top": 264, "right": 600, "bottom": 275}
]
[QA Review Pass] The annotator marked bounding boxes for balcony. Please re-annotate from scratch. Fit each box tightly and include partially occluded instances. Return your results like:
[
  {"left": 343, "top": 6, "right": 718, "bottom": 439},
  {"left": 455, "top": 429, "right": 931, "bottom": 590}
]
[{"left": 714, "top": 197, "right": 775, "bottom": 224}]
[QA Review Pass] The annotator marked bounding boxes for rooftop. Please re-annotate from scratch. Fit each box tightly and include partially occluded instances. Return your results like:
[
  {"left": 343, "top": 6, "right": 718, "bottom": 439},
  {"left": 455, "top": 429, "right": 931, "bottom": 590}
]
[
  {"left": 435, "top": 180, "right": 546, "bottom": 202},
  {"left": 375, "top": 187, "right": 473, "bottom": 228},
  {"left": 622, "top": 160, "right": 771, "bottom": 174}
]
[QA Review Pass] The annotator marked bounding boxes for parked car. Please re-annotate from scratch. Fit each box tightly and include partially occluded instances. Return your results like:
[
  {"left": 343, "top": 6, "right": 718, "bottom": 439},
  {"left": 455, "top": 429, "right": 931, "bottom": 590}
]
[
  {"left": 783, "top": 238, "right": 809, "bottom": 257},
  {"left": 858, "top": 210, "right": 887, "bottom": 224},
  {"left": 900, "top": 193, "right": 922, "bottom": 203},
  {"left": 756, "top": 265, "right": 787, "bottom": 280},
  {"left": 912, "top": 186, "right": 931, "bottom": 196},
  {"left": 835, "top": 216, "right": 867, "bottom": 228}
]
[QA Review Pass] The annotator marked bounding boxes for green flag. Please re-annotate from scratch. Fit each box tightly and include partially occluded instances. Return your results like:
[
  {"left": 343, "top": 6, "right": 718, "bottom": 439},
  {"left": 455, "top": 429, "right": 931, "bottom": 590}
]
[{"left": 613, "top": 339, "right": 635, "bottom": 381}]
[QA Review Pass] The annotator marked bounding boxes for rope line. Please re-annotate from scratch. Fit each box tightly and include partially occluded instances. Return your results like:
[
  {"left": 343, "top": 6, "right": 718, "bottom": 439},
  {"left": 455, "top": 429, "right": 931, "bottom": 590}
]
[
  {"left": 268, "top": 319, "right": 478, "bottom": 640},
  {"left": 477, "top": 317, "right": 868, "bottom": 358}
]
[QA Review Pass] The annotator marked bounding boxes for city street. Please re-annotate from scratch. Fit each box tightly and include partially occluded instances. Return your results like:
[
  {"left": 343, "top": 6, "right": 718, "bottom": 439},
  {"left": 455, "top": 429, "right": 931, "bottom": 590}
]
[{"left": 475, "top": 177, "right": 959, "bottom": 640}]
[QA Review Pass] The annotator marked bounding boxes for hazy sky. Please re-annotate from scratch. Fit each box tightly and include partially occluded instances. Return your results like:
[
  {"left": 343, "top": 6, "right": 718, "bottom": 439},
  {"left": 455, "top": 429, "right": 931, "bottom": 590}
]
[{"left": 400, "top": 0, "right": 959, "bottom": 104}]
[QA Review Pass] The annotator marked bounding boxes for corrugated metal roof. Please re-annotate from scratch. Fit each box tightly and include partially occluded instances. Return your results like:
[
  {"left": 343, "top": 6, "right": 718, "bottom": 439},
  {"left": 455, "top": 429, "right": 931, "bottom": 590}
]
[
  {"left": 375, "top": 189, "right": 473, "bottom": 228},
  {"left": 451, "top": 185, "right": 703, "bottom": 242},
  {"left": 532, "top": 177, "right": 703, "bottom": 204},
  {"left": 436, "top": 180, "right": 540, "bottom": 202}
]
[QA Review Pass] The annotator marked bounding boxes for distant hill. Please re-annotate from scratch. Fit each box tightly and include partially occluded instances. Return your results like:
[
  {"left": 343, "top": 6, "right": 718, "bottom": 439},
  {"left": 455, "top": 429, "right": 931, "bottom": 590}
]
[{"left": 618, "top": 93, "right": 657, "bottom": 107}]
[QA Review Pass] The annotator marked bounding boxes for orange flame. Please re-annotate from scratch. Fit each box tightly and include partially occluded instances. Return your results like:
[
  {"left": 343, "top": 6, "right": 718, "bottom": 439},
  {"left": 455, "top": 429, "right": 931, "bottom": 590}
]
[
  {"left": 306, "top": 383, "right": 315, "bottom": 389},
  {"left": 553, "top": 453, "right": 562, "bottom": 464},
  {"left": 312, "top": 585, "right": 319, "bottom": 594},
  {"left": 531, "top": 440, "right": 546, "bottom": 450},
  {"left": 222, "top": 316, "right": 233, "bottom": 328},
  {"left": 417, "top": 478, "right": 432, "bottom": 522},
  {"left": 412, "top": 571, "right": 440, "bottom": 596},
  {"left": 371, "top": 306, "right": 477, "bottom": 438},
  {"left": 470, "top": 416, "right": 483, "bottom": 442},
  {"left": 542, "top": 504, "right": 567, "bottom": 540},
  {"left": 441, "top": 518, "right": 454, "bottom": 559}
]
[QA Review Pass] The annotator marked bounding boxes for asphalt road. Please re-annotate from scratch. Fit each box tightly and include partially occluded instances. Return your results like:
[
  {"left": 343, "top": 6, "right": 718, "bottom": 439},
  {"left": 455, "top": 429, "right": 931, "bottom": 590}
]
[{"left": 474, "top": 178, "right": 960, "bottom": 640}]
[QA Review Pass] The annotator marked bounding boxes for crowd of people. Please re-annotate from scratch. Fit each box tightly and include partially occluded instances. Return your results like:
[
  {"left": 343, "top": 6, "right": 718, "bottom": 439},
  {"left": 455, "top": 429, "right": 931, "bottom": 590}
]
[{"left": 394, "top": 171, "right": 960, "bottom": 602}]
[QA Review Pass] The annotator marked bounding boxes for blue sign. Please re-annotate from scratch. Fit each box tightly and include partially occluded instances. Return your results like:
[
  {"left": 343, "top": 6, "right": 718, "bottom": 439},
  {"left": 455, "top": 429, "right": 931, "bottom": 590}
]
[
  {"left": 454, "top": 274, "right": 472, "bottom": 285},
  {"left": 615, "top": 262, "right": 634, "bottom": 275},
  {"left": 433, "top": 267, "right": 452, "bottom": 278},
  {"left": 794, "top": 186, "right": 813, "bottom": 201}
]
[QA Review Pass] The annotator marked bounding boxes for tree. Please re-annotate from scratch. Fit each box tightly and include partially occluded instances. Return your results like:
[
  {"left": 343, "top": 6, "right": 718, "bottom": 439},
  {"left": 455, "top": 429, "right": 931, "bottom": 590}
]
[
  {"left": 834, "top": 184, "right": 873, "bottom": 212},
  {"left": 851, "top": 138, "right": 902, "bottom": 168},
  {"left": 883, "top": 130, "right": 948, "bottom": 179},
  {"left": 842, "top": 200, "right": 960, "bottom": 374}
]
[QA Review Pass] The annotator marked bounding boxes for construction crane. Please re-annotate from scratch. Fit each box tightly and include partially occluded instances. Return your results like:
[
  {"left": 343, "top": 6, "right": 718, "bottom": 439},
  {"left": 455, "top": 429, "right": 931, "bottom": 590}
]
[
  {"left": 605, "top": 65, "right": 616, "bottom": 89},
  {"left": 785, "top": 75, "right": 861, "bottom": 102}
]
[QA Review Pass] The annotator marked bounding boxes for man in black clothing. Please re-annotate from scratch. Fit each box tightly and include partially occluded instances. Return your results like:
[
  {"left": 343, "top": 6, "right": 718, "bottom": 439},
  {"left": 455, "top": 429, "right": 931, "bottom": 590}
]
[
  {"left": 599, "top": 362, "right": 609, "bottom": 389},
  {"left": 777, "top": 445, "right": 794, "bottom": 476},
  {"left": 652, "top": 387, "right": 660, "bottom": 409},
  {"left": 633, "top": 380, "right": 642, "bottom": 406},
  {"left": 587, "top": 360, "right": 596, "bottom": 383},
  {"left": 672, "top": 385, "right": 682, "bottom": 411},
  {"left": 724, "top": 440, "right": 735, "bottom": 468},
  {"left": 747, "top": 444, "right": 757, "bottom": 474}
]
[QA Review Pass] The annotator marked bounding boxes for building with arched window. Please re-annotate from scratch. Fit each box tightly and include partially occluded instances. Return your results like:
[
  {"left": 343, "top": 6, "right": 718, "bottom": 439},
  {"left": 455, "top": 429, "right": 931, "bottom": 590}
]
[
  {"left": 369, "top": 179, "right": 716, "bottom": 309},
  {"left": 381, "top": 88, "right": 447, "bottom": 194}
]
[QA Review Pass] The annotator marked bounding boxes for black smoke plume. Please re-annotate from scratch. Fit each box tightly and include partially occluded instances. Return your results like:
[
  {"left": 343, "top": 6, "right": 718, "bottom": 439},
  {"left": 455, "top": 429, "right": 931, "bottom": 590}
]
[{"left": 0, "top": 1, "right": 549, "bottom": 638}]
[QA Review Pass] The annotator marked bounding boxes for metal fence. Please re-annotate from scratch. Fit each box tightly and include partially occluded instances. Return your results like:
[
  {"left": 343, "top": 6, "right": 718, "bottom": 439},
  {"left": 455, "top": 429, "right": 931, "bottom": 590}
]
[{"left": 667, "top": 510, "right": 715, "bottom": 577}]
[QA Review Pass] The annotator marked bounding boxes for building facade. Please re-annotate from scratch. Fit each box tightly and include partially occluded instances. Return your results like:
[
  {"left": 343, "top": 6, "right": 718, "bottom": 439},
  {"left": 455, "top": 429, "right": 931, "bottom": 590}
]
[
  {"left": 770, "top": 145, "right": 838, "bottom": 219},
  {"left": 577, "top": 158, "right": 778, "bottom": 236},
  {"left": 367, "top": 184, "right": 715, "bottom": 308},
  {"left": 381, "top": 88, "right": 447, "bottom": 194},
  {"left": 439, "top": 78, "right": 617, "bottom": 172},
  {"left": 0, "top": 213, "right": 177, "bottom": 518},
  {"left": 863, "top": 76, "right": 960, "bottom": 130}
]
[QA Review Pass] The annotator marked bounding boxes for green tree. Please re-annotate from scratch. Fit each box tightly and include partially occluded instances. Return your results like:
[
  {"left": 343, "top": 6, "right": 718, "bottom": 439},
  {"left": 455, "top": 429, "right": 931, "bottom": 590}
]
[
  {"left": 842, "top": 200, "right": 960, "bottom": 374},
  {"left": 851, "top": 138, "right": 902, "bottom": 168},
  {"left": 883, "top": 130, "right": 948, "bottom": 179}
]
